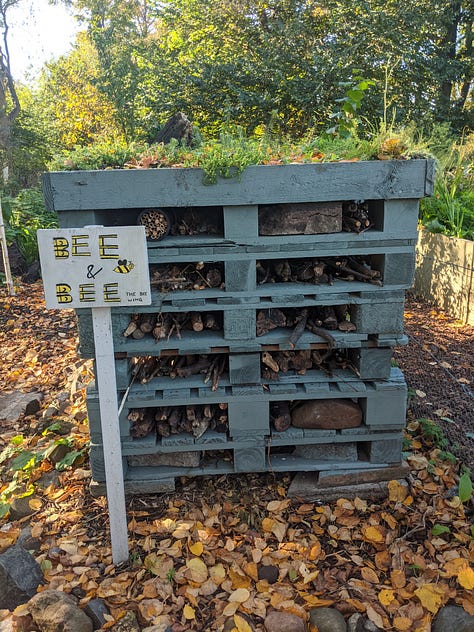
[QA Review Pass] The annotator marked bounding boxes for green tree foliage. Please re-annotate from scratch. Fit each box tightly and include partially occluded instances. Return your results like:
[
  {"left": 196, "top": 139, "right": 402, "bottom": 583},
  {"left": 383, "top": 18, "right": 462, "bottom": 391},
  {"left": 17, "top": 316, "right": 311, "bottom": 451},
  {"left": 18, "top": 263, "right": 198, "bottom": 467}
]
[
  {"left": 50, "top": 0, "right": 473, "bottom": 140},
  {"left": 38, "top": 32, "right": 122, "bottom": 148}
]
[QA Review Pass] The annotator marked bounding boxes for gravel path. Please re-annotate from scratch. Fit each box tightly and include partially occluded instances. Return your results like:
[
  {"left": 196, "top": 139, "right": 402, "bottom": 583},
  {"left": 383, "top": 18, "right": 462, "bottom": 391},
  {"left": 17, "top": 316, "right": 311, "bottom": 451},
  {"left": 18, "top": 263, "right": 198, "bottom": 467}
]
[{"left": 395, "top": 293, "right": 474, "bottom": 469}]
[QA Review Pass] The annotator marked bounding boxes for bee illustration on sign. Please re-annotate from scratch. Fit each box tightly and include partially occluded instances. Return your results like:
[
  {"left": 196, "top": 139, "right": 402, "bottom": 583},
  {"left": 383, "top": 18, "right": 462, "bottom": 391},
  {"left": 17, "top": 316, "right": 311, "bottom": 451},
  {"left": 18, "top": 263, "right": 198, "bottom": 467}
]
[{"left": 113, "top": 259, "right": 135, "bottom": 274}]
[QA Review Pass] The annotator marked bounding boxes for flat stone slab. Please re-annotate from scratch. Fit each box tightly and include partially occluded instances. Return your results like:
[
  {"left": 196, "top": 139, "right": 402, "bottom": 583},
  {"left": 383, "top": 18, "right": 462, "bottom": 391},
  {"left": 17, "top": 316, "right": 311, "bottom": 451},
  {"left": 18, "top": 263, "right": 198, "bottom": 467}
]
[
  {"left": 288, "top": 470, "right": 409, "bottom": 501},
  {"left": 293, "top": 443, "right": 358, "bottom": 461},
  {"left": 0, "top": 391, "right": 43, "bottom": 423},
  {"left": 317, "top": 461, "right": 410, "bottom": 487}
]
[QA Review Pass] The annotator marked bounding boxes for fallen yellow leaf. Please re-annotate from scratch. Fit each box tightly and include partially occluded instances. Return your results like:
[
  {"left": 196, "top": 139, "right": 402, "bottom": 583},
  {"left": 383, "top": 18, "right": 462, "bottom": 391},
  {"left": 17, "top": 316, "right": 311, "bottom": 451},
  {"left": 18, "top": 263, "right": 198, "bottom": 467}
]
[
  {"left": 414, "top": 583, "right": 445, "bottom": 614},
  {"left": 233, "top": 614, "right": 253, "bottom": 632},
  {"left": 183, "top": 604, "right": 195, "bottom": 620},
  {"left": 388, "top": 480, "right": 408, "bottom": 502},
  {"left": 362, "top": 525, "right": 384, "bottom": 544},
  {"left": 189, "top": 541, "right": 204, "bottom": 556},
  {"left": 378, "top": 588, "right": 395, "bottom": 606},
  {"left": 229, "top": 588, "right": 250, "bottom": 603},
  {"left": 393, "top": 616, "right": 413, "bottom": 630},
  {"left": 186, "top": 557, "right": 208, "bottom": 584},
  {"left": 458, "top": 566, "right": 474, "bottom": 590}
]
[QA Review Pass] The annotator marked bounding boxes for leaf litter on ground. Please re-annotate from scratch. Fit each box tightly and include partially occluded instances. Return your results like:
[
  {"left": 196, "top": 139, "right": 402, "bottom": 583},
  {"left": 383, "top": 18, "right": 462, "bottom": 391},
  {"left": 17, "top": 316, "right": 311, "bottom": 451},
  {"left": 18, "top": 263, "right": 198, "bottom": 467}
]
[{"left": 0, "top": 281, "right": 473, "bottom": 631}]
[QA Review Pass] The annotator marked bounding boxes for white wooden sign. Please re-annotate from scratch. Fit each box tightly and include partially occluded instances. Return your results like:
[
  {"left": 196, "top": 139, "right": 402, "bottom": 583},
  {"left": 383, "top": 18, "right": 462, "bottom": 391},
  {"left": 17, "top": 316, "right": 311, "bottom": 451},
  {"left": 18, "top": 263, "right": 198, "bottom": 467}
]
[
  {"left": 38, "top": 226, "right": 151, "bottom": 564},
  {"left": 37, "top": 226, "right": 151, "bottom": 309}
]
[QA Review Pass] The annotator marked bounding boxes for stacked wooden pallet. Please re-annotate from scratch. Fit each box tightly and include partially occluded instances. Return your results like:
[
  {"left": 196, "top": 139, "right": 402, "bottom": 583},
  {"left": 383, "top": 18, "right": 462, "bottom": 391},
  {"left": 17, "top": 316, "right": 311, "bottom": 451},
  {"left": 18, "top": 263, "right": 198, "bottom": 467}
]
[{"left": 43, "top": 159, "right": 434, "bottom": 494}]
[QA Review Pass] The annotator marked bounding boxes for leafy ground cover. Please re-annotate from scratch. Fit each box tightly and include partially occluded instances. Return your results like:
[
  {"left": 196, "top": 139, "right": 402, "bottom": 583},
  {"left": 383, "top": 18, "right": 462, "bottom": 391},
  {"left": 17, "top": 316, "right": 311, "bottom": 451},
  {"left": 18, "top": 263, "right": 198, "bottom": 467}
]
[{"left": 0, "top": 282, "right": 473, "bottom": 631}]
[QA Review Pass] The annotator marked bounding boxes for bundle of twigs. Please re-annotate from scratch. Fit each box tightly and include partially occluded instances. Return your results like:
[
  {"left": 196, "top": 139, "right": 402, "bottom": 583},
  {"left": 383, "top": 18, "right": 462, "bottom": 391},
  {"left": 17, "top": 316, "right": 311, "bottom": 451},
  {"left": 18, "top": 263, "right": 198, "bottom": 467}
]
[
  {"left": 261, "top": 348, "right": 356, "bottom": 381},
  {"left": 128, "top": 404, "right": 228, "bottom": 439},
  {"left": 129, "top": 354, "right": 227, "bottom": 389},
  {"left": 122, "top": 311, "right": 222, "bottom": 340},
  {"left": 342, "top": 201, "right": 372, "bottom": 233},
  {"left": 256, "top": 256, "right": 382, "bottom": 286},
  {"left": 256, "top": 305, "right": 356, "bottom": 342},
  {"left": 150, "top": 262, "right": 224, "bottom": 292}
]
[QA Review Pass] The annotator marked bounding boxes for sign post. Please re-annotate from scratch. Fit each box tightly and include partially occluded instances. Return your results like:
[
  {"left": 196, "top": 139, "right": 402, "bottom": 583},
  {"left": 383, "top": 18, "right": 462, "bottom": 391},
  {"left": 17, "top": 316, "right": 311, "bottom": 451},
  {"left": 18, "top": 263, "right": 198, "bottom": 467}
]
[{"left": 37, "top": 226, "right": 151, "bottom": 563}]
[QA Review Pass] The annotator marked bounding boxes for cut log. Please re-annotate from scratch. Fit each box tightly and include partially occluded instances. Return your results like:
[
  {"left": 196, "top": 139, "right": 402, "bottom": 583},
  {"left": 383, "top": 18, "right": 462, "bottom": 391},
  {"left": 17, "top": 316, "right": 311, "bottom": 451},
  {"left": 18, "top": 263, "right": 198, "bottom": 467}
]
[
  {"left": 123, "top": 320, "right": 138, "bottom": 337},
  {"left": 130, "top": 409, "right": 155, "bottom": 438},
  {"left": 262, "top": 351, "right": 280, "bottom": 373},
  {"left": 191, "top": 312, "right": 204, "bottom": 332}
]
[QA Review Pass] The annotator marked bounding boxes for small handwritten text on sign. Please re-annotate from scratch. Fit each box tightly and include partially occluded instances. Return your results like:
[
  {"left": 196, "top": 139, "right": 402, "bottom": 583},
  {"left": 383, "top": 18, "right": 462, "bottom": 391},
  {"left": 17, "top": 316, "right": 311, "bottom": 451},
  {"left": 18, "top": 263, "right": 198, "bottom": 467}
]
[{"left": 37, "top": 226, "right": 151, "bottom": 309}]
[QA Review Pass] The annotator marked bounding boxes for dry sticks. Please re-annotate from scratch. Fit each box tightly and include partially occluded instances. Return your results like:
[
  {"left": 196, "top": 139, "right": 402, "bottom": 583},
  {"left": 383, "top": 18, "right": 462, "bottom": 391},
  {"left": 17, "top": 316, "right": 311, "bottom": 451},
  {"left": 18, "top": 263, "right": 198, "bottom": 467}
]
[
  {"left": 257, "top": 256, "right": 382, "bottom": 286},
  {"left": 123, "top": 311, "right": 223, "bottom": 341},
  {"left": 150, "top": 262, "right": 224, "bottom": 292},
  {"left": 129, "top": 354, "right": 227, "bottom": 390},
  {"left": 128, "top": 404, "right": 228, "bottom": 439},
  {"left": 261, "top": 348, "right": 355, "bottom": 381},
  {"left": 342, "top": 201, "right": 372, "bottom": 233},
  {"left": 256, "top": 305, "right": 356, "bottom": 340},
  {"left": 149, "top": 256, "right": 380, "bottom": 294}
]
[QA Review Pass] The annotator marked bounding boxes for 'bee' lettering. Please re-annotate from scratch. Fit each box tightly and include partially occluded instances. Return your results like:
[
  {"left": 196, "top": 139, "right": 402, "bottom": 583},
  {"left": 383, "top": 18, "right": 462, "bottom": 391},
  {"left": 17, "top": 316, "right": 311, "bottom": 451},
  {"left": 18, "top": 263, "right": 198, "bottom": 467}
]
[
  {"left": 99, "top": 234, "right": 119, "bottom": 259},
  {"left": 53, "top": 238, "right": 69, "bottom": 259},
  {"left": 78, "top": 284, "right": 95, "bottom": 302},
  {"left": 71, "top": 235, "right": 91, "bottom": 257},
  {"left": 104, "top": 283, "right": 120, "bottom": 302},
  {"left": 55, "top": 283, "right": 72, "bottom": 303}
]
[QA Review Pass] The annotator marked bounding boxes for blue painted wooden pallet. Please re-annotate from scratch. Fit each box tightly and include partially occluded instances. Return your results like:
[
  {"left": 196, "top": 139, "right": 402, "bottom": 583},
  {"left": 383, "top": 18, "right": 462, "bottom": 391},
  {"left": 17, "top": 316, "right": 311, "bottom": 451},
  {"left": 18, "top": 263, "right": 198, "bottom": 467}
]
[{"left": 86, "top": 368, "right": 407, "bottom": 444}]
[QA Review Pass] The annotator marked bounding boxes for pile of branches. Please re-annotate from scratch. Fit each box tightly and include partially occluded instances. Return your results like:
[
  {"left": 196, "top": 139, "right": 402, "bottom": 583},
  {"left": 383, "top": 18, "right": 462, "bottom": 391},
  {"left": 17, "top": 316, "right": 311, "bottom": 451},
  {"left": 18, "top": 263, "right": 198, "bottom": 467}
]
[
  {"left": 342, "top": 201, "right": 372, "bottom": 233},
  {"left": 128, "top": 404, "right": 228, "bottom": 439},
  {"left": 261, "top": 348, "right": 356, "bottom": 381},
  {"left": 129, "top": 354, "right": 227, "bottom": 389},
  {"left": 257, "top": 255, "right": 382, "bottom": 286},
  {"left": 150, "top": 262, "right": 224, "bottom": 291},
  {"left": 123, "top": 311, "right": 222, "bottom": 340},
  {"left": 256, "top": 305, "right": 356, "bottom": 345},
  {"left": 171, "top": 208, "right": 221, "bottom": 237}
]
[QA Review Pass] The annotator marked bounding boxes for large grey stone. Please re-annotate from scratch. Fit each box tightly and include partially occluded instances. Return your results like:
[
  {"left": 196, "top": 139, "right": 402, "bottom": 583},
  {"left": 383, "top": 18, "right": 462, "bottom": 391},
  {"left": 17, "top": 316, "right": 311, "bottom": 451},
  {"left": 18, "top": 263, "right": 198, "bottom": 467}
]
[
  {"left": 28, "top": 590, "right": 93, "bottom": 632},
  {"left": 432, "top": 606, "right": 474, "bottom": 632},
  {"left": 8, "top": 495, "right": 40, "bottom": 520},
  {"left": 0, "top": 545, "right": 44, "bottom": 609},
  {"left": 309, "top": 607, "right": 347, "bottom": 632},
  {"left": 111, "top": 612, "right": 141, "bottom": 632},
  {"left": 0, "top": 391, "right": 43, "bottom": 423},
  {"left": 264, "top": 610, "right": 305, "bottom": 632},
  {"left": 83, "top": 599, "right": 110, "bottom": 630}
]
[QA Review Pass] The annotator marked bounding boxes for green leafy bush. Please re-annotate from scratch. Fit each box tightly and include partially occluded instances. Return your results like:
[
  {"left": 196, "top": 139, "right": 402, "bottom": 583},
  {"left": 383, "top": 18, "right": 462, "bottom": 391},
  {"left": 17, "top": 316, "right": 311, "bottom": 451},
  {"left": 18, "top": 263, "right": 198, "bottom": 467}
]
[
  {"left": 3, "top": 188, "right": 58, "bottom": 265},
  {"left": 420, "top": 133, "right": 474, "bottom": 240}
]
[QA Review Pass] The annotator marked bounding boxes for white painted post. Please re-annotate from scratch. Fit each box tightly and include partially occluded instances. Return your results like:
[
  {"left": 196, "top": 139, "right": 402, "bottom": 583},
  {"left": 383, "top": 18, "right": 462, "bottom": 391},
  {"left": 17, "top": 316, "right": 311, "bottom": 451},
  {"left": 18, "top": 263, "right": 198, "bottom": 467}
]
[
  {"left": 0, "top": 198, "right": 15, "bottom": 296},
  {"left": 92, "top": 306, "right": 129, "bottom": 563},
  {"left": 37, "top": 226, "right": 151, "bottom": 564}
]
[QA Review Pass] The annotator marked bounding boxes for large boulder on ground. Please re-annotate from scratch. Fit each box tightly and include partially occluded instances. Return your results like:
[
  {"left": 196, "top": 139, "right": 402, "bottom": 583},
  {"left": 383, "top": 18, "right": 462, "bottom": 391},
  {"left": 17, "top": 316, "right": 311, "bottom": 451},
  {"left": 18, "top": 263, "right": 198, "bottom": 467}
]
[
  {"left": 0, "top": 545, "right": 43, "bottom": 610},
  {"left": 28, "top": 590, "right": 93, "bottom": 632}
]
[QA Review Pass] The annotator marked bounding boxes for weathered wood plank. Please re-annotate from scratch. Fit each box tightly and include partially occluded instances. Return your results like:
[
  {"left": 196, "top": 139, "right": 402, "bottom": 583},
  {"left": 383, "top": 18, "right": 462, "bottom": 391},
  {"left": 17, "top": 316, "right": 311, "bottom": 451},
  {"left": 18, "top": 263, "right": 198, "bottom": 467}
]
[{"left": 43, "top": 160, "right": 434, "bottom": 212}]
